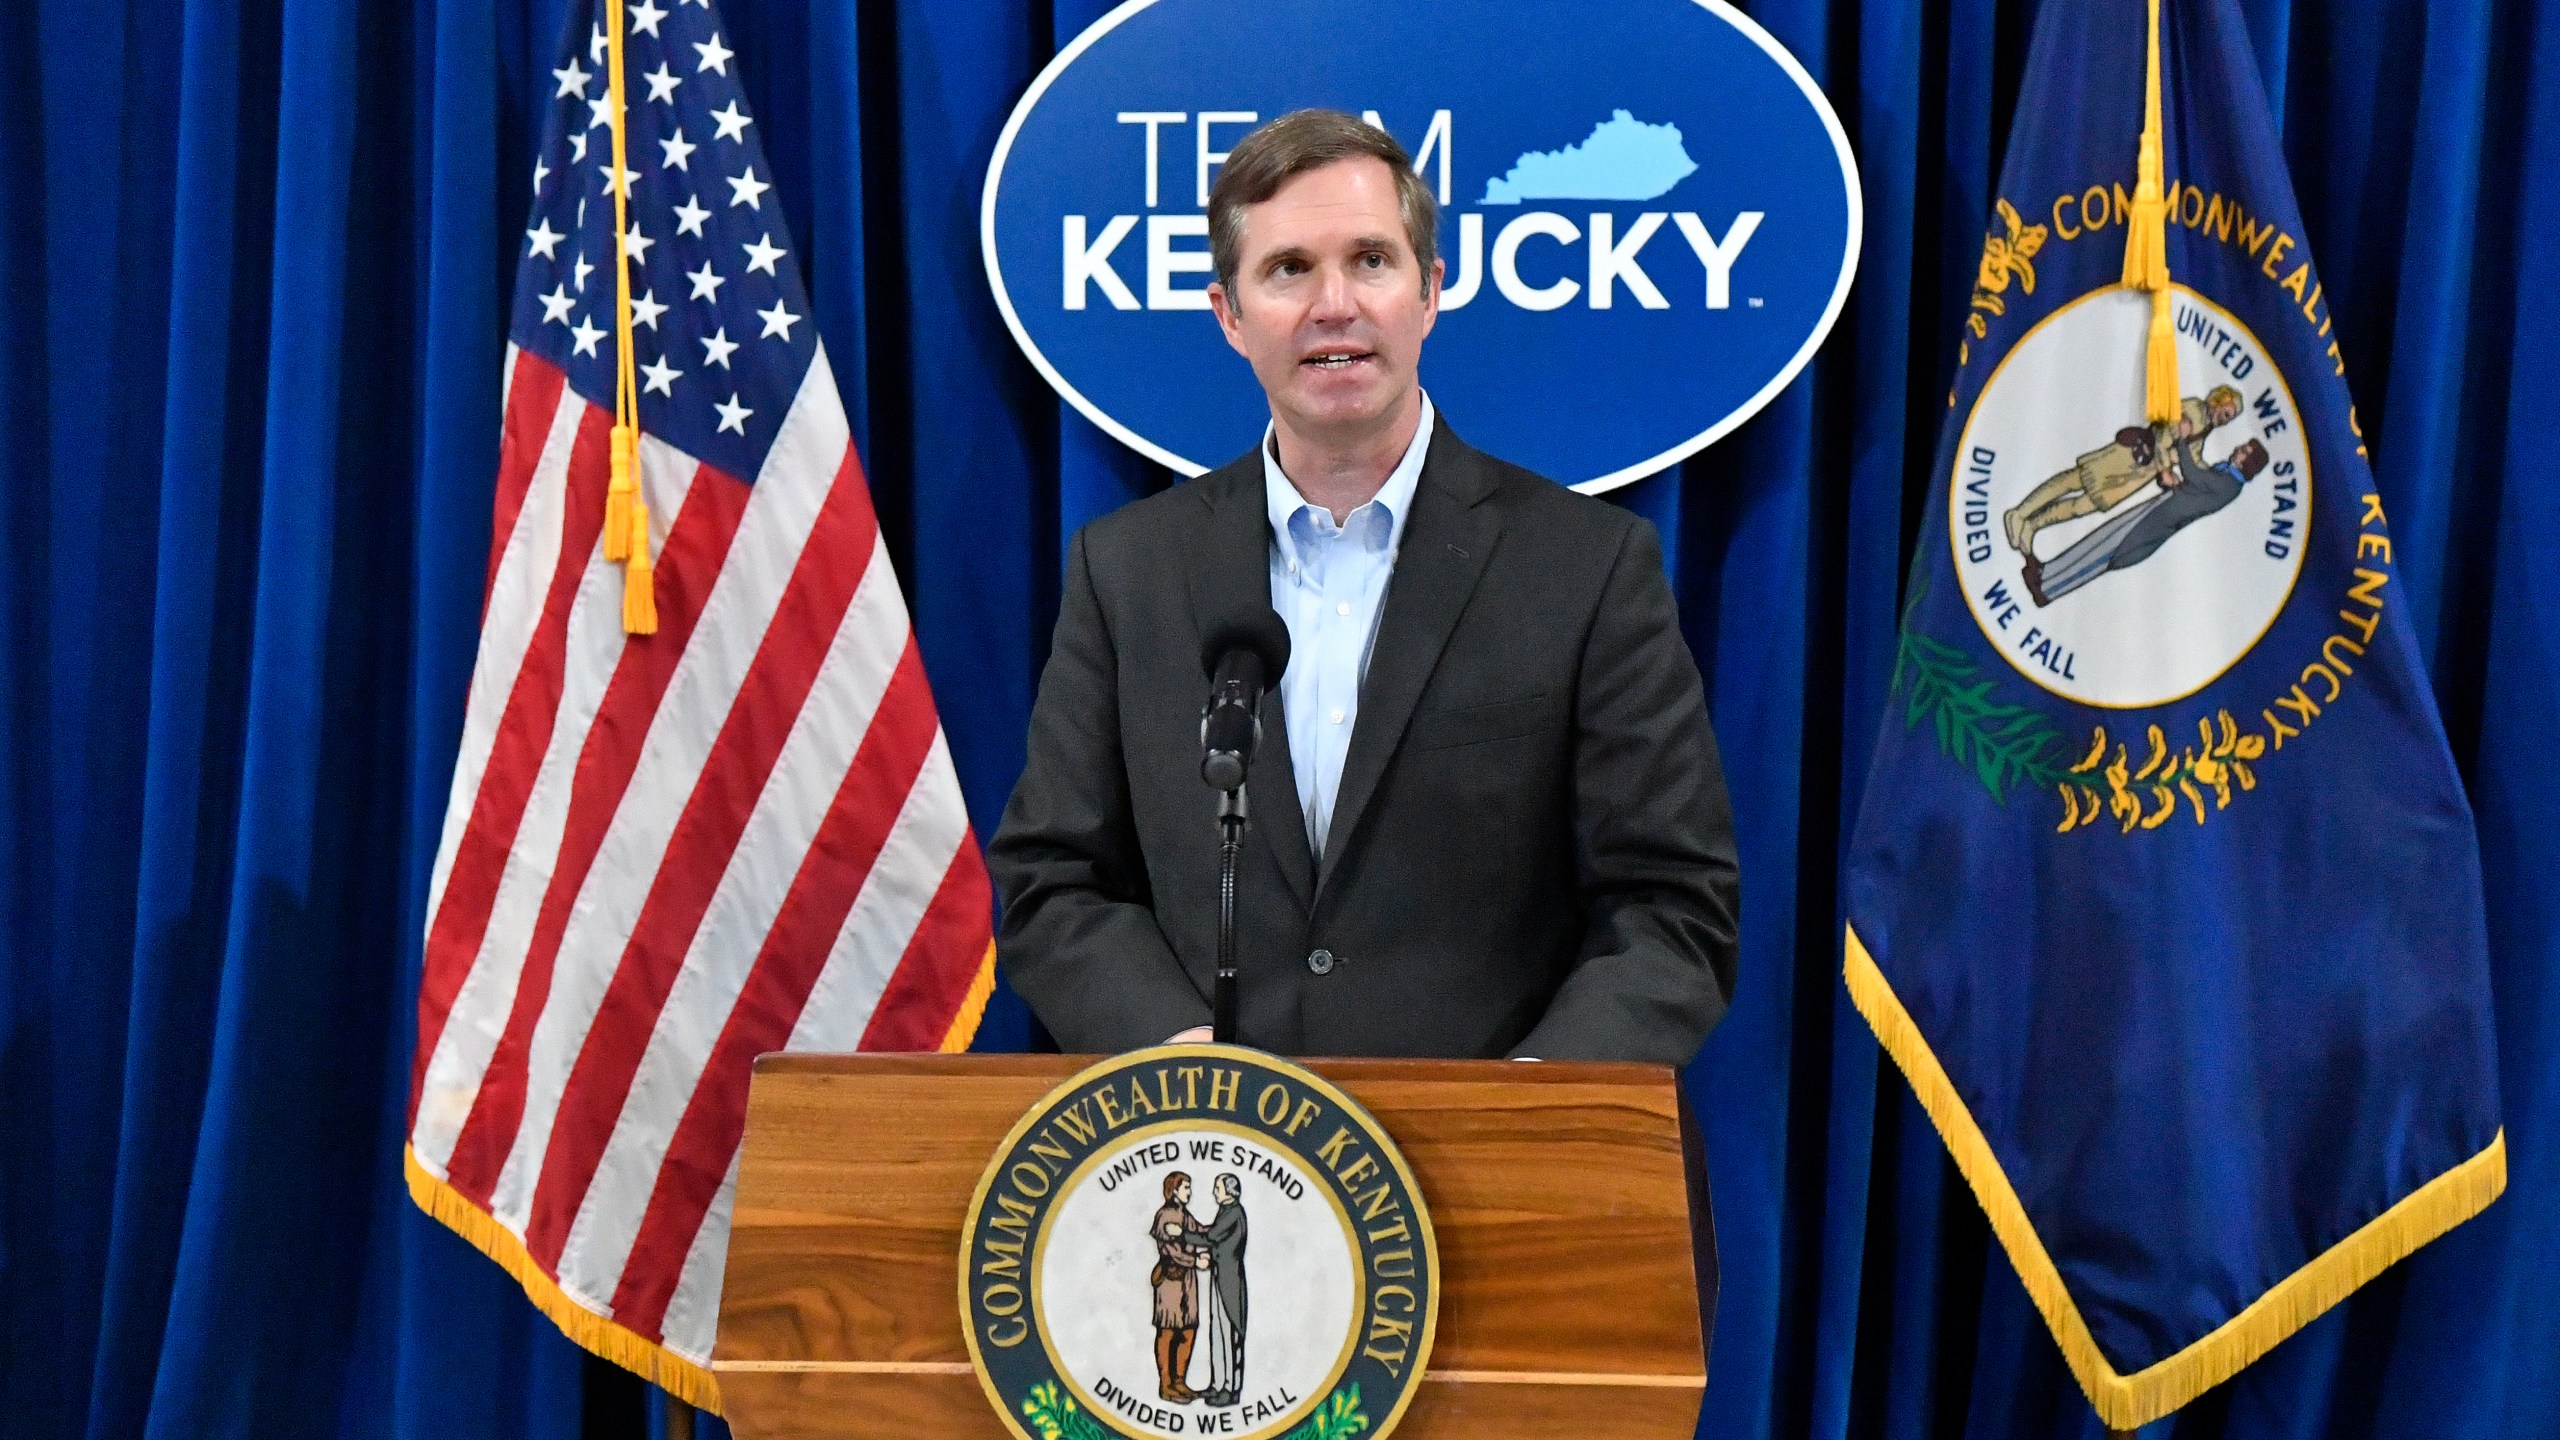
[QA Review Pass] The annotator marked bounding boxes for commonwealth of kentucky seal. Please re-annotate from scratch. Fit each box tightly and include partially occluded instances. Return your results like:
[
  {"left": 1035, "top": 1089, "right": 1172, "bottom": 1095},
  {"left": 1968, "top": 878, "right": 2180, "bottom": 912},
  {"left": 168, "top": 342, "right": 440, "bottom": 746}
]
[
  {"left": 961, "top": 1046, "right": 1437, "bottom": 1440},
  {"left": 1951, "top": 283, "right": 2310, "bottom": 709}
]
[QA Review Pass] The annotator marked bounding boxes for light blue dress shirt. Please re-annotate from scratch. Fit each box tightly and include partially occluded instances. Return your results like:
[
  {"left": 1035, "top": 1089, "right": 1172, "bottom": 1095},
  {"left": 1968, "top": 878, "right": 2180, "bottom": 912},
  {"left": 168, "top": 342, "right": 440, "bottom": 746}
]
[{"left": 1263, "top": 392, "right": 1435, "bottom": 859}]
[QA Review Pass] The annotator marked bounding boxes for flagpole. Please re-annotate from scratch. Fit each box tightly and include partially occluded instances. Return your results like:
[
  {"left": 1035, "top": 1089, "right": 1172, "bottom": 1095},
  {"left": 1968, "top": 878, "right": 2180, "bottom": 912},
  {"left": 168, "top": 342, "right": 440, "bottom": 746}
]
[{"left": 666, "top": 1393, "right": 696, "bottom": 1440}]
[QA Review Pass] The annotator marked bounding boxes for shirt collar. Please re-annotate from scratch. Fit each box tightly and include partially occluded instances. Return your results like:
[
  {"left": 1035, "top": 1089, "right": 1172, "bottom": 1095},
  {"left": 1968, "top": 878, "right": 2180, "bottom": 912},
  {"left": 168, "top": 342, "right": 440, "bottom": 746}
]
[{"left": 1263, "top": 390, "right": 1435, "bottom": 566}]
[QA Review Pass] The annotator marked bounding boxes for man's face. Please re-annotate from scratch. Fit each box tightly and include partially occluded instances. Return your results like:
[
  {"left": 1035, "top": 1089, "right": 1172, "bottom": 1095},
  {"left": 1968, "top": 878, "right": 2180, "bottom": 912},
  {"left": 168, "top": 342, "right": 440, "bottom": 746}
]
[
  {"left": 1208, "top": 156, "right": 1443, "bottom": 442},
  {"left": 1175, "top": 1179, "right": 1191, "bottom": 1204}
]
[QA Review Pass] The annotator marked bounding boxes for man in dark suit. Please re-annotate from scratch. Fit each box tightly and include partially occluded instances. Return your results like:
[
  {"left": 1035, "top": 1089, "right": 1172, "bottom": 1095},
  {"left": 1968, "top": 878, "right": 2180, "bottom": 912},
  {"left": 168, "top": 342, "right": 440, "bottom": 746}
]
[{"left": 988, "top": 110, "right": 1738, "bottom": 1062}]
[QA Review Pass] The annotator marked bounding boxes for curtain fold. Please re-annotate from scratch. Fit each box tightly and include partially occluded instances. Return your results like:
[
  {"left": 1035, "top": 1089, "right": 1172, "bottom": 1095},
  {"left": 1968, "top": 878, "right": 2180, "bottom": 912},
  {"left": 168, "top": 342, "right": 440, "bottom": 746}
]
[{"left": 1, "top": 1, "right": 2551, "bottom": 1437}]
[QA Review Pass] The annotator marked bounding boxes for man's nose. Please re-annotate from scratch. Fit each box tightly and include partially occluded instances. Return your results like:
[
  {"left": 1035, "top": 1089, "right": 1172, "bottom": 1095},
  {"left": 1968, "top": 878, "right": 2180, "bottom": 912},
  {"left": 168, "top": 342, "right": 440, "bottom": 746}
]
[{"left": 1309, "top": 264, "right": 1357, "bottom": 321}]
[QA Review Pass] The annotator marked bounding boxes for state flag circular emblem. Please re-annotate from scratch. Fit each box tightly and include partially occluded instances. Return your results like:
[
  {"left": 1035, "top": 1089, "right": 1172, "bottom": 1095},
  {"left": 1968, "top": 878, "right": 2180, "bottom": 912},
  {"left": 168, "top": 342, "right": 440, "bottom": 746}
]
[
  {"left": 961, "top": 1047, "right": 1438, "bottom": 1440},
  {"left": 1949, "top": 284, "right": 2311, "bottom": 709}
]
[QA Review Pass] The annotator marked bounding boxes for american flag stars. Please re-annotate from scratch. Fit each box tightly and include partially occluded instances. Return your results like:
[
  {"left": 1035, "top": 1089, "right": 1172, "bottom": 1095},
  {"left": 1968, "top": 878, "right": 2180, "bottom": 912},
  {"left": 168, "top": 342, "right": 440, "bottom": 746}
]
[{"left": 508, "top": 0, "right": 819, "bottom": 478}]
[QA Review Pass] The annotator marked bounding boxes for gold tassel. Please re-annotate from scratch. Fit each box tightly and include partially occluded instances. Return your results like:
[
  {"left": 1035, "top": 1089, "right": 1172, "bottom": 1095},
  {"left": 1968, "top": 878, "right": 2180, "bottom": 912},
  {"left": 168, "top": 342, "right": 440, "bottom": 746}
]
[
  {"left": 2125, "top": 0, "right": 2180, "bottom": 424},
  {"left": 2146, "top": 285, "right": 2179, "bottom": 425},
  {"left": 622, "top": 496, "right": 657, "bottom": 634},
  {"left": 603, "top": 423, "right": 637, "bottom": 562},
  {"left": 603, "top": 0, "right": 651, "bottom": 634}
]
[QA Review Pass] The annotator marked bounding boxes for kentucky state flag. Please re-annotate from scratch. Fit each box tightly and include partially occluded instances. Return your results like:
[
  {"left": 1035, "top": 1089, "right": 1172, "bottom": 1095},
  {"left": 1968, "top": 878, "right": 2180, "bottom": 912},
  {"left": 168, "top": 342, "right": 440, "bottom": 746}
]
[{"left": 1843, "top": 0, "right": 2504, "bottom": 1426}]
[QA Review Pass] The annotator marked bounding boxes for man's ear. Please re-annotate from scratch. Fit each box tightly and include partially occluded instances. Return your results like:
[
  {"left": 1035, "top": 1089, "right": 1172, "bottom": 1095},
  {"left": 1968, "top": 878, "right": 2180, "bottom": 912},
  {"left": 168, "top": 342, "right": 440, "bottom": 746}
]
[{"left": 1208, "top": 282, "right": 1250, "bottom": 358}]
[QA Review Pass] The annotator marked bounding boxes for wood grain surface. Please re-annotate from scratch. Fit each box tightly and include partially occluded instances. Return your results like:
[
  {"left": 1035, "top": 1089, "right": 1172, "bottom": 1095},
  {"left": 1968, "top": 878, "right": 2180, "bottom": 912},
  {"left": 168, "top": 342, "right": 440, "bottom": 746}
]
[{"left": 715, "top": 1054, "right": 1709, "bottom": 1440}]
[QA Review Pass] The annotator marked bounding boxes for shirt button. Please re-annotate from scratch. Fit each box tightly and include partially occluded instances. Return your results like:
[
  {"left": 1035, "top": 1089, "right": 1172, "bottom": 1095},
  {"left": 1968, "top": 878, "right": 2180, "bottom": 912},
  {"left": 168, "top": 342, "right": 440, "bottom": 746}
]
[
  {"left": 1306, "top": 948, "right": 1336, "bottom": 975},
  {"left": 1336, "top": 601, "right": 1351, "bottom": 616},
  {"left": 1329, "top": 707, "right": 1345, "bottom": 724}
]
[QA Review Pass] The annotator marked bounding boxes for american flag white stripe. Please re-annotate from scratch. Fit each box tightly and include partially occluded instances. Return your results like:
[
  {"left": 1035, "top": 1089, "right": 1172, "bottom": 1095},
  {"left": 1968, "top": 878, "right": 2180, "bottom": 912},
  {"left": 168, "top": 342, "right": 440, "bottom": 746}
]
[
  {"left": 794, "top": 739, "right": 973, "bottom": 1049},
  {"left": 661, "top": 1152, "right": 745, "bottom": 1363},
  {"left": 551, "top": 536, "right": 910, "bottom": 1283},
  {"left": 478, "top": 356, "right": 847, "bottom": 1229},
  {"left": 422, "top": 358, "right": 581, "bottom": 939},
  {"left": 407, "top": 0, "right": 992, "bottom": 1402},
  {"left": 413, "top": 425, "right": 702, "bottom": 1175},
  {"left": 422, "top": 446, "right": 750, "bottom": 1204}
]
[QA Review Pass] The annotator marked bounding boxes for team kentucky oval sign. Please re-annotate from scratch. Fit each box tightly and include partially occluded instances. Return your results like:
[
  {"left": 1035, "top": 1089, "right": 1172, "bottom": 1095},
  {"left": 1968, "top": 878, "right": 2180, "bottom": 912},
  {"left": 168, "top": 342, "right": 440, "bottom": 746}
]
[
  {"left": 961, "top": 1047, "right": 1438, "bottom": 1440},
  {"left": 981, "top": 0, "right": 1863, "bottom": 493}
]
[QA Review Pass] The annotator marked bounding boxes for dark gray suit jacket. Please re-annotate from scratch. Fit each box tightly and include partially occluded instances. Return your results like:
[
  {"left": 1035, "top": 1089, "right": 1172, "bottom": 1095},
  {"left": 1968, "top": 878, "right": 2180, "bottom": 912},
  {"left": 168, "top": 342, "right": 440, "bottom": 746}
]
[{"left": 988, "top": 417, "right": 1739, "bottom": 1062}]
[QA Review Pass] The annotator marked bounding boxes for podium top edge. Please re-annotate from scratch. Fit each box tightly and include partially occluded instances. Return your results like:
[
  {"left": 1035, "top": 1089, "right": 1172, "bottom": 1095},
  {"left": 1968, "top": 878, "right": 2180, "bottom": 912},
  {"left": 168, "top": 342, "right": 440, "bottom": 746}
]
[{"left": 750, "top": 1052, "right": 1683, "bottom": 1088}]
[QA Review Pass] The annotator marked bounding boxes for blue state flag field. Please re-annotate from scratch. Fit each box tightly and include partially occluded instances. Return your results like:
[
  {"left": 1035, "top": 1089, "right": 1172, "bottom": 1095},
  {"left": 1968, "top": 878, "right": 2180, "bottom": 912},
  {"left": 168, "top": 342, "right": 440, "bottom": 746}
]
[{"left": 1841, "top": 0, "right": 2506, "bottom": 1428}]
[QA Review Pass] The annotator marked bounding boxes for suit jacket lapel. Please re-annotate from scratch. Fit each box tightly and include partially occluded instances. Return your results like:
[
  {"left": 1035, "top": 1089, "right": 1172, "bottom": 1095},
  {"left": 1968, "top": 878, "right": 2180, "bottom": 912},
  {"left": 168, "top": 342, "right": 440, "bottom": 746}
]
[
  {"left": 1184, "top": 454, "right": 1317, "bottom": 909},
  {"left": 1318, "top": 421, "right": 1501, "bottom": 886}
]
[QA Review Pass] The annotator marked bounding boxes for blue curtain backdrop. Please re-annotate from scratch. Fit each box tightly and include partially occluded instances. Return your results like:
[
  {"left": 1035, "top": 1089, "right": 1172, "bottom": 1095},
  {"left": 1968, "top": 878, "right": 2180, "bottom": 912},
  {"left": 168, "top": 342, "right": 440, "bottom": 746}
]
[{"left": 2, "top": 0, "right": 2552, "bottom": 1436}]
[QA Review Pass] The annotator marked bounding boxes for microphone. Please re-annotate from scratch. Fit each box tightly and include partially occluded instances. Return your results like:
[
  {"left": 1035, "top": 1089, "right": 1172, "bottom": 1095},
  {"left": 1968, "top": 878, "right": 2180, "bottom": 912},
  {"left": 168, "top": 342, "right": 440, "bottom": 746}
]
[{"left": 1199, "top": 610, "right": 1291, "bottom": 792}]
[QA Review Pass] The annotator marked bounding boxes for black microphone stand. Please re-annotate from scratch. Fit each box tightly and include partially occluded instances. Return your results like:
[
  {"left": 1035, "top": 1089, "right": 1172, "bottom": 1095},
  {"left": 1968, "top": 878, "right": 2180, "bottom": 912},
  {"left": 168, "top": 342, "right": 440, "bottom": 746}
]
[
  {"left": 1199, "top": 613, "right": 1284, "bottom": 1048},
  {"left": 1213, "top": 784, "right": 1246, "bottom": 1044}
]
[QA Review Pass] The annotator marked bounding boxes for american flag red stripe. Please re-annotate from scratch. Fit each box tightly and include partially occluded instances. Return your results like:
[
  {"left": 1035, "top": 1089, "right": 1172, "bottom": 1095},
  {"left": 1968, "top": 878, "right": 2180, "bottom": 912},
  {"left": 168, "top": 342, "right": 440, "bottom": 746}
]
[
  {"left": 518, "top": 440, "right": 885, "bottom": 1271},
  {"left": 435, "top": 457, "right": 751, "bottom": 1208},
  {"left": 414, "top": 391, "right": 613, "bottom": 1107},
  {"left": 483, "top": 350, "right": 558, "bottom": 609},
  {"left": 606, "top": 644, "right": 964, "bottom": 1333},
  {"left": 407, "top": 0, "right": 993, "bottom": 1401}
]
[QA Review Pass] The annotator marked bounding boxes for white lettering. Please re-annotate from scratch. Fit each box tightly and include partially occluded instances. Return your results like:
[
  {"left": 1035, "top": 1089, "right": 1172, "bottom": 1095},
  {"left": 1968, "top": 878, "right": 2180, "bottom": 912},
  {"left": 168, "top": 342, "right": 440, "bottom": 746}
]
[
  {"left": 1438, "top": 213, "right": 1483, "bottom": 310},
  {"left": 1492, "top": 212, "right": 1581, "bottom": 311},
  {"left": 1063, "top": 214, "right": 1140, "bottom": 311},
  {"left": 1196, "top": 111, "right": 1258, "bottom": 206},
  {"left": 1115, "top": 111, "right": 1185, "bottom": 209},
  {"left": 1147, "top": 214, "right": 1213, "bottom": 310},
  {"left": 1588, "top": 211, "right": 1669, "bottom": 309},
  {"left": 1362, "top": 108, "right": 1453, "bottom": 205},
  {"left": 1672, "top": 211, "right": 1764, "bottom": 309}
]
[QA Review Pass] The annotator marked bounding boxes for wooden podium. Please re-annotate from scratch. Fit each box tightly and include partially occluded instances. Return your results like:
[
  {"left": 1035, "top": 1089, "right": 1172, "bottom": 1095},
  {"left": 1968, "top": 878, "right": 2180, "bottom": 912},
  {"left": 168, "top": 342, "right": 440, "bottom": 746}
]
[{"left": 715, "top": 1055, "right": 1714, "bottom": 1440}]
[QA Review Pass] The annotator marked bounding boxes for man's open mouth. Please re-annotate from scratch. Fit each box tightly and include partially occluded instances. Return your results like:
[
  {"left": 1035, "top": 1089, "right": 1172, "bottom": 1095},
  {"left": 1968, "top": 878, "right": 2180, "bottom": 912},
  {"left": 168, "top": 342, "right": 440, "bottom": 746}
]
[{"left": 1302, "top": 350, "right": 1374, "bottom": 371}]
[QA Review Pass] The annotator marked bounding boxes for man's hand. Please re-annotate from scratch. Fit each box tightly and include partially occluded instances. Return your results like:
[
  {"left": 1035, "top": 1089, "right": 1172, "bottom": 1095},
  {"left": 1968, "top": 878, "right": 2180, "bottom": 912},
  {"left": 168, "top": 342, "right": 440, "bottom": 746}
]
[{"left": 1167, "top": 1026, "right": 1213, "bottom": 1044}]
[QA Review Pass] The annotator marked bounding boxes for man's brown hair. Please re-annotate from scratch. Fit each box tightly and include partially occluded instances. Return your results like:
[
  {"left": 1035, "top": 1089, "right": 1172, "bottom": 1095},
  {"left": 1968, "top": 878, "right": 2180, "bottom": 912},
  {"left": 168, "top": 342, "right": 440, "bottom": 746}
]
[
  {"left": 1163, "top": 1171, "right": 1190, "bottom": 1200},
  {"left": 1208, "top": 109, "right": 1438, "bottom": 301}
]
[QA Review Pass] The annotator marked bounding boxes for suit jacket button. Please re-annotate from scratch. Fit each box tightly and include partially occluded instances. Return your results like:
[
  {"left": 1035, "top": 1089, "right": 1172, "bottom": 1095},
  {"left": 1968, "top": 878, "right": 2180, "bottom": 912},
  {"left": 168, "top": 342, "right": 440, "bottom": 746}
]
[{"left": 1306, "top": 948, "right": 1336, "bottom": 975}]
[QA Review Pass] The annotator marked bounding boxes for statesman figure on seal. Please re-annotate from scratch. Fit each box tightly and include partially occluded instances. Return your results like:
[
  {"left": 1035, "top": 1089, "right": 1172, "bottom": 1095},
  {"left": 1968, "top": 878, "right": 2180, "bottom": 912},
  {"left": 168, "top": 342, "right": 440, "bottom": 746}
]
[{"left": 1196, "top": 1174, "right": 1249, "bottom": 1406}]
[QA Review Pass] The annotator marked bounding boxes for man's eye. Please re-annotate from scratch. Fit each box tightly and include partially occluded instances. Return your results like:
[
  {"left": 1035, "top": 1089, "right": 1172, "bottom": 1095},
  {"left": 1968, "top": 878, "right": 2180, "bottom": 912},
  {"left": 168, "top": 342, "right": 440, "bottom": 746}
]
[{"left": 1362, "top": 253, "right": 1385, "bottom": 268}]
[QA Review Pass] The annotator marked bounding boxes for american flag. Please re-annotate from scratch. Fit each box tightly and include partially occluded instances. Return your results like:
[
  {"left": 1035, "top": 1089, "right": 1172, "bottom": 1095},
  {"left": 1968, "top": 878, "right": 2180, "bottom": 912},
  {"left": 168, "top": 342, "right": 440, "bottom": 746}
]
[{"left": 405, "top": 0, "right": 994, "bottom": 1403}]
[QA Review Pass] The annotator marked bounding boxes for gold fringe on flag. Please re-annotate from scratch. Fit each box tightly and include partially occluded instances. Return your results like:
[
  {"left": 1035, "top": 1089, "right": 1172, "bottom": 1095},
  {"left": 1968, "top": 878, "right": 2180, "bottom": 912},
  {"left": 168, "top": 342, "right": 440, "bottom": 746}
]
[
  {"left": 604, "top": 0, "right": 655, "bottom": 632},
  {"left": 2122, "top": 0, "right": 2180, "bottom": 424},
  {"left": 1844, "top": 925, "right": 2506, "bottom": 1429},
  {"left": 406, "top": 1148, "right": 724, "bottom": 1412},
  {"left": 405, "top": 946, "right": 998, "bottom": 1410},
  {"left": 937, "top": 940, "right": 1001, "bottom": 1053}
]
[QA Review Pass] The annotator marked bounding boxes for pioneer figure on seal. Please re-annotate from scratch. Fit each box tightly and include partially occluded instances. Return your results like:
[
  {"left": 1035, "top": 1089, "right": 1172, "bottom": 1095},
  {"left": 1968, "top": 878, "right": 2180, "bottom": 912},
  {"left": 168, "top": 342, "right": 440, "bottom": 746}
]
[
  {"left": 1151, "top": 1172, "right": 1211, "bottom": 1401},
  {"left": 2004, "top": 385, "right": 2243, "bottom": 555}
]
